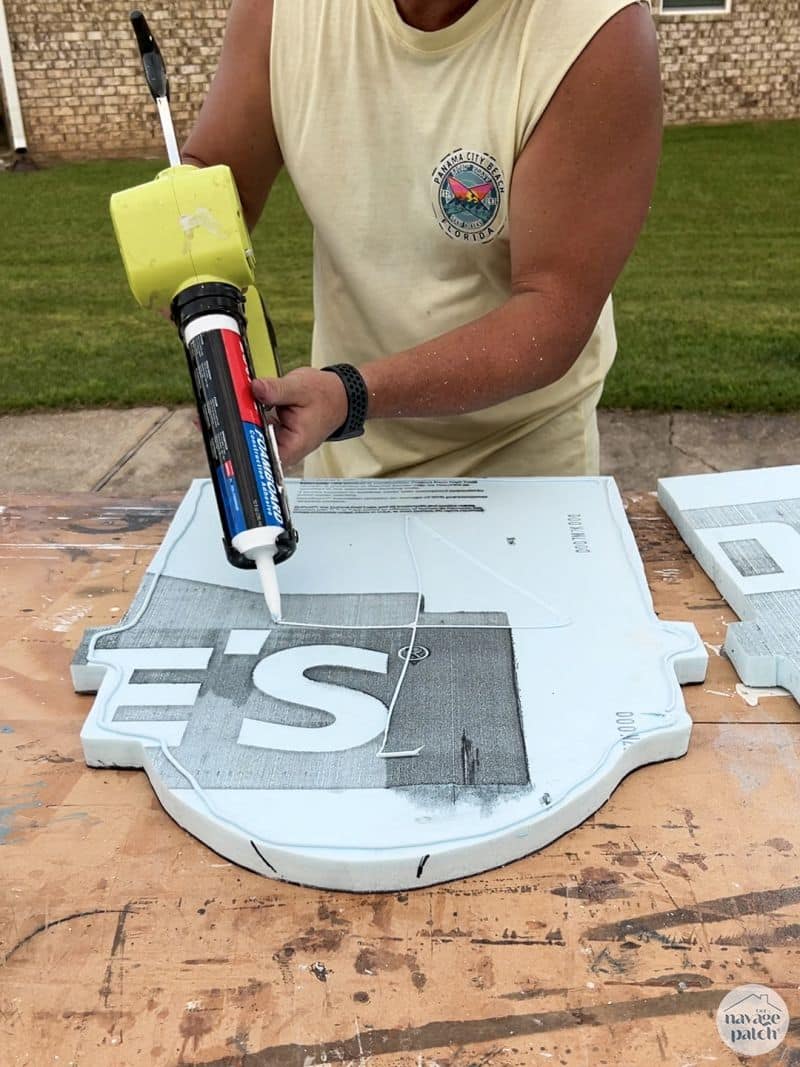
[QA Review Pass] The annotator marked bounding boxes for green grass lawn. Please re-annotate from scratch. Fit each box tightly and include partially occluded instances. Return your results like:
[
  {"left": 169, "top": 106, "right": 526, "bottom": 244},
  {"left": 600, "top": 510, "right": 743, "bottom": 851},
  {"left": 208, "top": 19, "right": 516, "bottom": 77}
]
[
  {"left": 0, "top": 120, "right": 797, "bottom": 413},
  {"left": 606, "top": 120, "right": 800, "bottom": 411}
]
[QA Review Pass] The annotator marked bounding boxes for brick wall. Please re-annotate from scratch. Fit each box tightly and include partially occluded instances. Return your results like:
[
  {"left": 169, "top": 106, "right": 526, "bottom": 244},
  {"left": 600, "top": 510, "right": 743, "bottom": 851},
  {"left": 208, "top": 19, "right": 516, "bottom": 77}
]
[
  {"left": 654, "top": 0, "right": 800, "bottom": 124},
  {"left": 1, "top": 1, "right": 228, "bottom": 161},
  {"left": 2, "top": 0, "right": 799, "bottom": 161}
]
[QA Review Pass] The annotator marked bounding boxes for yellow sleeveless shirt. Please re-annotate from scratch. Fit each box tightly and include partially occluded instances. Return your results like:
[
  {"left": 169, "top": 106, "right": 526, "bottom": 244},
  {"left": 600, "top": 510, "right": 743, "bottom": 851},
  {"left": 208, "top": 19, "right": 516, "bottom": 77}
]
[{"left": 271, "top": 0, "right": 642, "bottom": 477}]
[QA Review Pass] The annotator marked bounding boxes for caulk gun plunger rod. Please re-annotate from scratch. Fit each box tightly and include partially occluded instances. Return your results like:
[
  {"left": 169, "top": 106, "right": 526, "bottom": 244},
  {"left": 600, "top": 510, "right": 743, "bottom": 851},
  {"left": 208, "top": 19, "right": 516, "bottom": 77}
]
[
  {"left": 130, "top": 10, "right": 182, "bottom": 167},
  {"left": 155, "top": 97, "right": 182, "bottom": 168}
]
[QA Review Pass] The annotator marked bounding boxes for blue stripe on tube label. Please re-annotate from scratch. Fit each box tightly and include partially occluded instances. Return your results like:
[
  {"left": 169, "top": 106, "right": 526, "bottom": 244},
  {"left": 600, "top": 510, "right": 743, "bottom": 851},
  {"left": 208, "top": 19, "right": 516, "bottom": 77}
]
[
  {"left": 215, "top": 462, "right": 247, "bottom": 538},
  {"left": 243, "top": 420, "right": 284, "bottom": 530}
]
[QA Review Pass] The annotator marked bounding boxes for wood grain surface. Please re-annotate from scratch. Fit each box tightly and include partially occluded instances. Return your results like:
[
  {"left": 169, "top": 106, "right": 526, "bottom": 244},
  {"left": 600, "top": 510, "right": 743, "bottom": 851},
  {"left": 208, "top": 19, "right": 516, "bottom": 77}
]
[{"left": 1, "top": 491, "right": 798, "bottom": 1066}]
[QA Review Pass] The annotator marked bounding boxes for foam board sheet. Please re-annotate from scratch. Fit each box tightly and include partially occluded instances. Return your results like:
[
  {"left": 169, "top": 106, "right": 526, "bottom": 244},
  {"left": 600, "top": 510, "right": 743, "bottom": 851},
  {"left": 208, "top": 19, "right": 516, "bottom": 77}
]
[
  {"left": 74, "top": 477, "right": 706, "bottom": 891},
  {"left": 659, "top": 465, "right": 800, "bottom": 703}
]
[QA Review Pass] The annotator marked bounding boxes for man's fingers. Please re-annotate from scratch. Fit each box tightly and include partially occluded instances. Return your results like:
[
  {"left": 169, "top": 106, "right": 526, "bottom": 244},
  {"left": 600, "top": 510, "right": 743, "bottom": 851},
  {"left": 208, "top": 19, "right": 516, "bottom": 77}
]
[
  {"left": 252, "top": 368, "right": 345, "bottom": 468},
  {"left": 252, "top": 377, "right": 281, "bottom": 408},
  {"left": 274, "top": 425, "right": 303, "bottom": 469},
  {"left": 253, "top": 375, "right": 303, "bottom": 408}
]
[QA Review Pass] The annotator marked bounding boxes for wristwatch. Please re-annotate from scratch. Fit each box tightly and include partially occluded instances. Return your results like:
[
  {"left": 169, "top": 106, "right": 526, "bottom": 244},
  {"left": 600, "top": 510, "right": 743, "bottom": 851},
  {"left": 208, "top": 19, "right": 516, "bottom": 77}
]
[{"left": 321, "top": 363, "right": 369, "bottom": 441}]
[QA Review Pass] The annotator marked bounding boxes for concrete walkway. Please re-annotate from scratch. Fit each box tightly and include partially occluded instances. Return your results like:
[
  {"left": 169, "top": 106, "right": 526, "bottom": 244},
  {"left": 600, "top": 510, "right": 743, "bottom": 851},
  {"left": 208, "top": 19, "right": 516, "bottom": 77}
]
[{"left": 1, "top": 406, "right": 799, "bottom": 497}]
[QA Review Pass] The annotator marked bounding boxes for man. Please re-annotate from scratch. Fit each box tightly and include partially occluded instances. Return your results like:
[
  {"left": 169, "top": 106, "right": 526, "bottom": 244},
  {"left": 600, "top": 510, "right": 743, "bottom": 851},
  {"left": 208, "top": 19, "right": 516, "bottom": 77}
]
[{"left": 183, "top": 0, "right": 662, "bottom": 477}]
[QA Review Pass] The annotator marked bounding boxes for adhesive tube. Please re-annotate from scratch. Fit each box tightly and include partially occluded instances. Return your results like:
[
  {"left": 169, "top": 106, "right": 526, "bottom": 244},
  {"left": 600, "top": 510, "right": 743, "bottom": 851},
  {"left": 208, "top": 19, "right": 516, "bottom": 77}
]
[{"left": 173, "top": 283, "right": 295, "bottom": 620}]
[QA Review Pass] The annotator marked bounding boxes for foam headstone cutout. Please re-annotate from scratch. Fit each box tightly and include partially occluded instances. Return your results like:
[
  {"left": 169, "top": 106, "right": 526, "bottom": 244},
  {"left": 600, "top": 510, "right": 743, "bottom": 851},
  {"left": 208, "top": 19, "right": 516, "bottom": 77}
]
[
  {"left": 659, "top": 466, "right": 800, "bottom": 704},
  {"left": 74, "top": 477, "right": 706, "bottom": 891}
]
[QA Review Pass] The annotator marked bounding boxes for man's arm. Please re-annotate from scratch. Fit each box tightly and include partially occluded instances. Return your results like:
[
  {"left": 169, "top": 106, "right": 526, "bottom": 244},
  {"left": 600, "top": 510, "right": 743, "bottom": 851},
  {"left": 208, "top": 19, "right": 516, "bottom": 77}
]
[
  {"left": 254, "top": 2, "right": 662, "bottom": 465},
  {"left": 182, "top": 0, "right": 280, "bottom": 229}
]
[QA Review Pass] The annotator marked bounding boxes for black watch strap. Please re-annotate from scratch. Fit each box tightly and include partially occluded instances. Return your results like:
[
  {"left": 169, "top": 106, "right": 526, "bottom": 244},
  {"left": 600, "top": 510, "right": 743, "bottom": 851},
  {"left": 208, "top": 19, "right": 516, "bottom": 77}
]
[{"left": 321, "top": 364, "right": 369, "bottom": 441}]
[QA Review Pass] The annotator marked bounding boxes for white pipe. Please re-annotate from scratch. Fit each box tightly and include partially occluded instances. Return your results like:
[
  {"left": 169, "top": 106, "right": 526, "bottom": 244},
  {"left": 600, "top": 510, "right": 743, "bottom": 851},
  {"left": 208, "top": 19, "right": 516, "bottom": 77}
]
[{"left": 0, "top": 0, "right": 28, "bottom": 153}]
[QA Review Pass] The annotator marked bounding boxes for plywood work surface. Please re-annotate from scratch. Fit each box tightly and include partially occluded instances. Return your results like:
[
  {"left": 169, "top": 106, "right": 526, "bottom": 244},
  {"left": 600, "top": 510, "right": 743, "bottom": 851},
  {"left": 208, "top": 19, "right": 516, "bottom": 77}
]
[{"left": 1, "top": 492, "right": 798, "bottom": 1067}]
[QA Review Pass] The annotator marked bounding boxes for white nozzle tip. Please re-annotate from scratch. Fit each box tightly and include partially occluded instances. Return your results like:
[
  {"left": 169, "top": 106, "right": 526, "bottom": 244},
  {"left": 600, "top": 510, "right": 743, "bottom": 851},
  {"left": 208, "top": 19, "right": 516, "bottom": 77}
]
[{"left": 254, "top": 550, "right": 282, "bottom": 623}]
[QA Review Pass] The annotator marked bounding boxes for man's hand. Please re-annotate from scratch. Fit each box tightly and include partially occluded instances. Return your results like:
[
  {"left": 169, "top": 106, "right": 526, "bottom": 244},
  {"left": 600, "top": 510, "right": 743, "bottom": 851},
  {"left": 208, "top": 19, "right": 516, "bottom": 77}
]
[{"left": 252, "top": 369, "right": 348, "bottom": 468}]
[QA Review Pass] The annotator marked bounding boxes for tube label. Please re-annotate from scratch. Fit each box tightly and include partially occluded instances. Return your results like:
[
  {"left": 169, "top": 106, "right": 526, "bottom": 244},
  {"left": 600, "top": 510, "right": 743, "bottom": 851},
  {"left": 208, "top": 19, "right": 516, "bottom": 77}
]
[
  {"left": 221, "top": 329, "right": 283, "bottom": 530},
  {"left": 184, "top": 315, "right": 284, "bottom": 545}
]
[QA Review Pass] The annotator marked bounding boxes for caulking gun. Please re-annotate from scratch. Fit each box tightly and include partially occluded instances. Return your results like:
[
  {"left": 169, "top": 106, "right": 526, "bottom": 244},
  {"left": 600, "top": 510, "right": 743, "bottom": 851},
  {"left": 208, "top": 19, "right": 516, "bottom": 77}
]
[{"left": 110, "top": 11, "right": 298, "bottom": 621}]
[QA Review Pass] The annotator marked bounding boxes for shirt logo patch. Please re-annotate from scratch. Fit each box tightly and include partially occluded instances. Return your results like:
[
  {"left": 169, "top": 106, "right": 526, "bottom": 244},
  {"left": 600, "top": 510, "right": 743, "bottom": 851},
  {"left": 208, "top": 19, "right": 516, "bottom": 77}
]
[{"left": 432, "top": 148, "right": 506, "bottom": 244}]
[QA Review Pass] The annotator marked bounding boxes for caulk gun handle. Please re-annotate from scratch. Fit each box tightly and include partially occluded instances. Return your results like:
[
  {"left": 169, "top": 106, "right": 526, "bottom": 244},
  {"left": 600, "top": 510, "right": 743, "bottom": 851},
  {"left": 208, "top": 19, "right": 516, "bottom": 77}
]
[{"left": 130, "top": 10, "right": 169, "bottom": 102}]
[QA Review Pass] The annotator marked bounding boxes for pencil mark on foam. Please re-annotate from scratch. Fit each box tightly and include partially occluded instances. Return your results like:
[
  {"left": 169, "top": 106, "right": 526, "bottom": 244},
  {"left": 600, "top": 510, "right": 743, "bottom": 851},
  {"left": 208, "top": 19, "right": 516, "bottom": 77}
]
[
  {"left": 414, "top": 517, "right": 571, "bottom": 629},
  {"left": 272, "top": 515, "right": 570, "bottom": 634}
]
